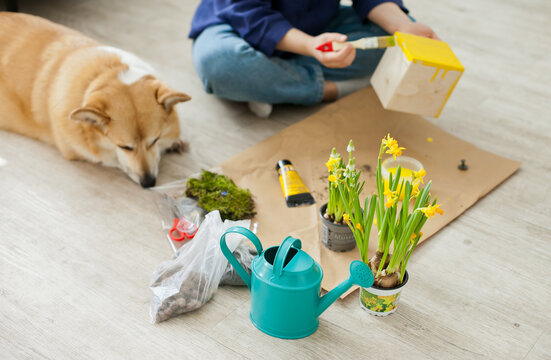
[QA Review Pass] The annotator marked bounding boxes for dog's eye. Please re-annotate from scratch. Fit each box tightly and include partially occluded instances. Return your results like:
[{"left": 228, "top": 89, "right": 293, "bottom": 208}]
[
  {"left": 118, "top": 145, "right": 134, "bottom": 151},
  {"left": 149, "top": 137, "right": 160, "bottom": 148}
]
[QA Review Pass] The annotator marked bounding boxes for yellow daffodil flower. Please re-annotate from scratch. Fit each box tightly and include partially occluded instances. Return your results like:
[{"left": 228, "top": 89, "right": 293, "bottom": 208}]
[
  {"left": 413, "top": 168, "right": 426, "bottom": 184},
  {"left": 420, "top": 204, "right": 444, "bottom": 218},
  {"left": 384, "top": 188, "right": 398, "bottom": 208},
  {"left": 386, "top": 144, "right": 406, "bottom": 160},
  {"left": 411, "top": 183, "right": 420, "bottom": 197},
  {"left": 328, "top": 174, "right": 337, "bottom": 183},
  {"left": 410, "top": 232, "right": 423, "bottom": 244},
  {"left": 325, "top": 157, "right": 339, "bottom": 172},
  {"left": 355, "top": 223, "right": 363, "bottom": 232},
  {"left": 382, "top": 133, "right": 397, "bottom": 149},
  {"left": 419, "top": 207, "right": 433, "bottom": 218},
  {"left": 343, "top": 213, "right": 350, "bottom": 223},
  {"left": 373, "top": 218, "right": 377, "bottom": 226}
]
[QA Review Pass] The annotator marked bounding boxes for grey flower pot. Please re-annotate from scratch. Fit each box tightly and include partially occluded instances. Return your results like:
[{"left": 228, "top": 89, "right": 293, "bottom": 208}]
[{"left": 319, "top": 203, "right": 356, "bottom": 252}]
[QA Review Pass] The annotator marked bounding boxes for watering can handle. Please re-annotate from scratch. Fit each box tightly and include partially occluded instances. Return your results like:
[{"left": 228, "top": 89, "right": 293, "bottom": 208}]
[
  {"left": 273, "top": 236, "right": 302, "bottom": 278},
  {"left": 220, "top": 226, "right": 263, "bottom": 290}
]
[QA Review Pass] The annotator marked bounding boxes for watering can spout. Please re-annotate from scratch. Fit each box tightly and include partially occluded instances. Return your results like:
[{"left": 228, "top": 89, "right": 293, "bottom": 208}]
[
  {"left": 316, "top": 261, "right": 374, "bottom": 317},
  {"left": 317, "top": 282, "right": 351, "bottom": 317}
]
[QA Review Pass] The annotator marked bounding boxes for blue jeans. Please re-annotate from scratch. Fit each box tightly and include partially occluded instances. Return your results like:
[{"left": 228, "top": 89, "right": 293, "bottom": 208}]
[{"left": 192, "top": 6, "right": 389, "bottom": 105}]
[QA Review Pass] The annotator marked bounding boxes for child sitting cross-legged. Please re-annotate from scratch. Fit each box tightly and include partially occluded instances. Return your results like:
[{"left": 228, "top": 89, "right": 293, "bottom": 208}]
[{"left": 189, "top": 1, "right": 438, "bottom": 118}]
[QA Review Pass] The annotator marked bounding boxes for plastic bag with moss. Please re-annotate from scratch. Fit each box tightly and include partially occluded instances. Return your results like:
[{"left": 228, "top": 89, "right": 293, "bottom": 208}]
[{"left": 185, "top": 170, "right": 255, "bottom": 221}]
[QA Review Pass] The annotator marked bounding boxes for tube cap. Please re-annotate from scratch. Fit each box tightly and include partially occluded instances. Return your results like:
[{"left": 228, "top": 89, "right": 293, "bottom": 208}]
[{"left": 276, "top": 159, "right": 292, "bottom": 172}]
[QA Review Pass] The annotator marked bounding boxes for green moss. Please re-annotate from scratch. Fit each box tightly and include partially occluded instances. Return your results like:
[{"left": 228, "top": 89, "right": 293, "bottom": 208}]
[{"left": 185, "top": 170, "right": 255, "bottom": 221}]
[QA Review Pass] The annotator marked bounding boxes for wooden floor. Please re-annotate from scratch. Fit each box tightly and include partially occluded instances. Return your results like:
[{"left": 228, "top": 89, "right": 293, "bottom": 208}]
[{"left": 1, "top": 0, "right": 550, "bottom": 359}]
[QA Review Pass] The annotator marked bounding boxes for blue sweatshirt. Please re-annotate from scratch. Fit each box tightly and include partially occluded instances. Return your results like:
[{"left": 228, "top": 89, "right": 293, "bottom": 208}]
[{"left": 189, "top": 0, "right": 406, "bottom": 56}]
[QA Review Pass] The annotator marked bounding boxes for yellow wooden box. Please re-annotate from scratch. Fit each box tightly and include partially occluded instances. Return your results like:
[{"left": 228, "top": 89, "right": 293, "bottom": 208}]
[{"left": 371, "top": 32, "right": 464, "bottom": 118}]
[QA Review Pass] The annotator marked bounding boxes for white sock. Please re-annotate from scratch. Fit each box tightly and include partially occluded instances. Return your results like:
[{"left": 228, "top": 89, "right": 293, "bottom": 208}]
[
  {"left": 335, "top": 76, "right": 372, "bottom": 98},
  {"left": 248, "top": 101, "right": 273, "bottom": 118}
]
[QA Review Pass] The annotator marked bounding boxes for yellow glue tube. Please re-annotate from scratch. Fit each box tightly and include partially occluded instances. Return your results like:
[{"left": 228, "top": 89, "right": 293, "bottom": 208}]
[{"left": 276, "top": 160, "right": 315, "bottom": 207}]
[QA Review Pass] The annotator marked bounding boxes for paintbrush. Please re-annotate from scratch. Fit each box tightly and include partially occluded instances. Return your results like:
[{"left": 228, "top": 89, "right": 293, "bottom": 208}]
[{"left": 316, "top": 35, "right": 395, "bottom": 52}]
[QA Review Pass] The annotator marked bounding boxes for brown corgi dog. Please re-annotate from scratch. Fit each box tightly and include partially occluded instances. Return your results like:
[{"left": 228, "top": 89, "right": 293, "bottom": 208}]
[{"left": 0, "top": 12, "right": 191, "bottom": 187}]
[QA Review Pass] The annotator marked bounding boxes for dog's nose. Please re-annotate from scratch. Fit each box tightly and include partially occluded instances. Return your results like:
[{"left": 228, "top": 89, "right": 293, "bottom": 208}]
[{"left": 140, "top": 174, "right": 156, "bottom": 188}]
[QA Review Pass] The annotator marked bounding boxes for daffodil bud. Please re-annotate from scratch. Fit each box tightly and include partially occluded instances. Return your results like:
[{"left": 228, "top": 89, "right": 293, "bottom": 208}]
[{"left": 347, "top": 140, "right": 355, "bottom": 153}]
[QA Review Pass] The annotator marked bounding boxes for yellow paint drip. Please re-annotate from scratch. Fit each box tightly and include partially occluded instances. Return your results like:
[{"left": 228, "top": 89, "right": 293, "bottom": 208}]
[{"left": 431, "top": 68, "right": 439, "bottom": 82}]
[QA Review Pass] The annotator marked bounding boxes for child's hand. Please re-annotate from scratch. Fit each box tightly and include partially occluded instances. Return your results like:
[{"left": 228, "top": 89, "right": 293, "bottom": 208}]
[
  {"left": 396, "top": 22, "right": 439, "bottom": 40},
  {"left": 367, "top": 3, "right": 439, "bottom": 40},
  {"left": 310, "top": 33, "right": 356, "bottom": 68},
  {"left": 276, "top": 29, "right": 355, "bottom": 68}
]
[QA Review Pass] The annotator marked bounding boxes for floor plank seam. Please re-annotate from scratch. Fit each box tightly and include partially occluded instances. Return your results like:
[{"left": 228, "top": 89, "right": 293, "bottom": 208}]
[
  {"left": 194, "top": 323, "right": 252, "bottom": 360},
  {"left": 521, "top": 330, "right": 544, "bottom": 360}
]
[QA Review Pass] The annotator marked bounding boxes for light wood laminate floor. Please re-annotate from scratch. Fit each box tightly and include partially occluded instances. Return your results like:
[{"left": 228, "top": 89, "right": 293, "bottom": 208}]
[{"left": 1, "top": 0, "right": 550, "bottom": 359}]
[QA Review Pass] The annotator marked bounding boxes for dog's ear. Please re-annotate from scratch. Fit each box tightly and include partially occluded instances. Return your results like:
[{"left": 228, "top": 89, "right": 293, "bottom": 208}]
[
  {"left": 70, "top": 107, "right": 111, "bottom": 131},
  {"left": 156, "top": 84, "right": 191, "bottom": 112}
]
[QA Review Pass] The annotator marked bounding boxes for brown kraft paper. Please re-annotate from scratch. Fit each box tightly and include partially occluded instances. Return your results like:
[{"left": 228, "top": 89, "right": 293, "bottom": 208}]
[{"left": 219, "top": 87, "right": 520, "bottom": 297}]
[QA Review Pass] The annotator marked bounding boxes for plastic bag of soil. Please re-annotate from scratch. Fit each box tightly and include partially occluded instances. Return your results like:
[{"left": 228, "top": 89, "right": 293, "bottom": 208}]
[{"left": 150, "top": 211, "right": 252, "bottom": 323}]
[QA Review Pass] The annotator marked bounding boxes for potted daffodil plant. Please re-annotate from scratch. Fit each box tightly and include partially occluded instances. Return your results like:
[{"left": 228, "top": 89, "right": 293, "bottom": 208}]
[
  {"left": 320, "top": 140, "right": 363, "bottom": 252},
  {"left": 338, "top": 134, "right": 443, "bottom": 316}
]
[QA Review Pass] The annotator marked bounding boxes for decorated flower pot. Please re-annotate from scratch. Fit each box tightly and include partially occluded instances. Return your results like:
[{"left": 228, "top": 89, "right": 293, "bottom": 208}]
[
  {"left": 359, "top": 271, "right": 409, "bottom": 316},
  {"left": 319, "top": 203, "right": 356, "bottom": 252}
]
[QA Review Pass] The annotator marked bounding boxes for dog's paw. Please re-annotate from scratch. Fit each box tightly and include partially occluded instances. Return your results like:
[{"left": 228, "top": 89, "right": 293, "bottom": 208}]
[{"left": 165, "top": 139, "right": 189, "bottom": 154}]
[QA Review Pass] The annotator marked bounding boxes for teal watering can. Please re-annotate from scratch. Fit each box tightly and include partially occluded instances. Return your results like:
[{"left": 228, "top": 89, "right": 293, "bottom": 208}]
[{"left": 220, "top": 226, "right": 374, "bottom": 339}]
